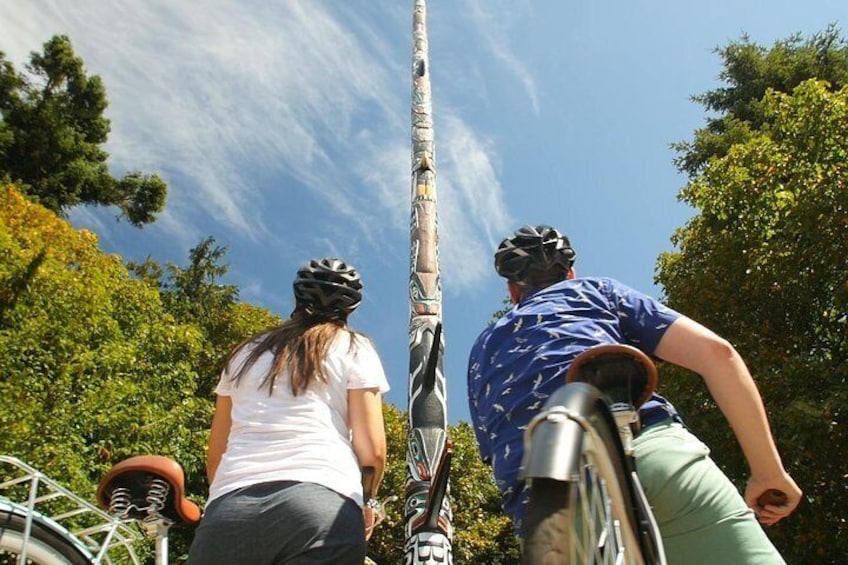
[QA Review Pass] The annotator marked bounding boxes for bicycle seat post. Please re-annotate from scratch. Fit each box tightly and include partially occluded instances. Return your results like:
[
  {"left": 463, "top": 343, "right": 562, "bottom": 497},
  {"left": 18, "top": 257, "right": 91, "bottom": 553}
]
[
  {"left": 569, "top": 370, "right": 644, "bottom": 455},
  {"left": 154, "top": 522, "right": 170, "bottom": 565},
  {"left": 607, "top": 397, "right": 640, "bottom": 456}
]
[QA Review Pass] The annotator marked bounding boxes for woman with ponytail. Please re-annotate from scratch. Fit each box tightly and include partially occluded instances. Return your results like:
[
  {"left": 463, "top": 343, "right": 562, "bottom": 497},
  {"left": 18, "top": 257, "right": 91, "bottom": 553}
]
[{"left": 187, "top": 258, "right": 389, "bottom": 565}]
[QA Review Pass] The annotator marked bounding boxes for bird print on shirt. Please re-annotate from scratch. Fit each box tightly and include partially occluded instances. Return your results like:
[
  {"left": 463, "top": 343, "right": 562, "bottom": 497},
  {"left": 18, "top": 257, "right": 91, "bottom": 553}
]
[
  {"left": 467, "top": 277, "right": 682, "bottom": 532},
  {"left": 543, "top": 327, "right": 561, "bottom": 339},
  {"left": 532, "top": 374, "right": 543, "bottom": 391}
]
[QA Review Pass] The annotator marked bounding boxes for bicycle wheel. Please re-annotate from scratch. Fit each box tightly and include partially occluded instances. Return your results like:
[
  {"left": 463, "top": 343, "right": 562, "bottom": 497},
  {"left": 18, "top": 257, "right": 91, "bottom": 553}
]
[
  {"left": 522, "top": 383, "right": 649, "bottom": 565},
  {"left": 0, "top": 510, "right": 91, "bottom": 565}
]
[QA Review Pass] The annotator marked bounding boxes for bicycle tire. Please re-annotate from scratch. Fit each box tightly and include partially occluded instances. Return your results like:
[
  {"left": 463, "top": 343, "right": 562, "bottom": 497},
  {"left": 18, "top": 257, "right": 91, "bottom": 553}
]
[
  {"left": 522, "top": 383, "right": 650, "bottom": 565},
  {"left": 0, "top": 509, "right": 91, "bottom": 565}
]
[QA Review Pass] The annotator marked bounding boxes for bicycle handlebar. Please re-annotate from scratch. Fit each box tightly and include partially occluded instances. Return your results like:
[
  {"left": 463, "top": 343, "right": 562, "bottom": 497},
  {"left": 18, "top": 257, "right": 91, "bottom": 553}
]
[{"left": 756, "top": 489, "right": 788, "bottom": 507}]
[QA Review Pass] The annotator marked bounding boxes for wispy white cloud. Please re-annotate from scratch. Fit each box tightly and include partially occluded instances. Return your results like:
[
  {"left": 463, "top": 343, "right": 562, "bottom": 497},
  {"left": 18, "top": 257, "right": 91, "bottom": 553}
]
[
  {"left": 66, "top": 207, "right": 112, "bottom": 241},
  {"left": 466, "top": 0, "right": 540, "bottom": 114},
  {"left": 1, "top": 0, "right": 515, "bottom": 293},
  {"left": 1, "top": 1, "right": 405, "bottom": 240},
  {"left": 437, "top": 113, "right": 513, "bottom": 290}
]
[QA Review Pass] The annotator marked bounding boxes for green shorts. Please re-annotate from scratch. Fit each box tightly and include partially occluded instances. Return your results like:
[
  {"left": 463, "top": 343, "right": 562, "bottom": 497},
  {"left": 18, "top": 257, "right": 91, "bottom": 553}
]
[{"left": 633, "top": 420, "right": 785, "bottom": 565}]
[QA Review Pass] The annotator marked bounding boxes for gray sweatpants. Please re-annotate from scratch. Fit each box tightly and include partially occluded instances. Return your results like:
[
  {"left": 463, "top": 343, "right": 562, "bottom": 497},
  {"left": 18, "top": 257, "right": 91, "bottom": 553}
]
[{"left": 186, "top": 480, "right": 366, "bottom": 565}]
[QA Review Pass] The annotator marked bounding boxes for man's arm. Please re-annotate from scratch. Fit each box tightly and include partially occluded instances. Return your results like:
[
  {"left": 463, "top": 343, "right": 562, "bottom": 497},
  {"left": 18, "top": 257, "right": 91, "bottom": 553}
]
[{"left": 653, "top": 316, "right": 802, "bottom": 525}]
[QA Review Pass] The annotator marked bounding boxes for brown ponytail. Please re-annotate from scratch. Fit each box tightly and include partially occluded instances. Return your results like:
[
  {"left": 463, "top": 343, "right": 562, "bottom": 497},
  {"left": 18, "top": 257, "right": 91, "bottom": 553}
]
[{"left": 225, "top": 310, "right": 359, "bottom": 395}]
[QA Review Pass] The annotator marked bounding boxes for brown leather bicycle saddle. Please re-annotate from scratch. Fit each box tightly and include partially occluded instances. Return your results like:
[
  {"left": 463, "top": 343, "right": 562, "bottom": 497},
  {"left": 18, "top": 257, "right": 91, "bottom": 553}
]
[
  {"left": 96, "top": 455, "right": 201, "bottom": 525},
  {"left": 566, "top": 344, "right": 658, "bottom": 408}
]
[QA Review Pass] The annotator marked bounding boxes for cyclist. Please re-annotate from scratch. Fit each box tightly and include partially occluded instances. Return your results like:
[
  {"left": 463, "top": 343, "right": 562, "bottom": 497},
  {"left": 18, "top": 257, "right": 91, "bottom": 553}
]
[
  {"left": 187, "top": 258, "right": 389, "bottom": 565},
  {"left": 467, "top": 225, "right": 801, "bottom": 564}
]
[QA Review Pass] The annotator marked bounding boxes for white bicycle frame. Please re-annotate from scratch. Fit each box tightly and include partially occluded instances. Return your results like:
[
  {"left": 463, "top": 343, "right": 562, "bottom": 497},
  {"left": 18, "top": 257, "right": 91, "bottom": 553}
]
[{"left": 0, "top": 455, "right": 142, "bottom": 564}]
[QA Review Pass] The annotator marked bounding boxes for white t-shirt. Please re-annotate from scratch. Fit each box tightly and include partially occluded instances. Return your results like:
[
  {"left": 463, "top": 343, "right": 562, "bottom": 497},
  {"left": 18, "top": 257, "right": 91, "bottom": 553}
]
[{"left": 208, "top": 331, "right": 389, "bottom": 507}]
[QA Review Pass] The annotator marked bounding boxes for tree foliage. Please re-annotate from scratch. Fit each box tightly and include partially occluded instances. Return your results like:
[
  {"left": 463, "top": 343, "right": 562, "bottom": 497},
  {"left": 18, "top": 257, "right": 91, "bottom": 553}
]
[
  {"left": 657, "top": 75, "right": 848, "bottom": 562},
  {"left": 673, "top": 24, "right": 848, "bottom": 177},
  {"left": 0, "top": 185, "right": 275, "bottom": 561},
  {"left": 0, "top": 35, "right": 166, "bottom": 226},
  {"left": 127, "top": 237, "right": 271, "bottom": 399},
  {"left": 1, "top": 184, "right": 203, "bottom": 560}
]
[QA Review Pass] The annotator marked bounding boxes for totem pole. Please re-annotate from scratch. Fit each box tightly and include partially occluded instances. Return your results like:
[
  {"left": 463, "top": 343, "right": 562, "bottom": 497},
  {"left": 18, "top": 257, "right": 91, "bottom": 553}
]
[{"left": 404, "top": 1, "right": 453, "bottom": 563}]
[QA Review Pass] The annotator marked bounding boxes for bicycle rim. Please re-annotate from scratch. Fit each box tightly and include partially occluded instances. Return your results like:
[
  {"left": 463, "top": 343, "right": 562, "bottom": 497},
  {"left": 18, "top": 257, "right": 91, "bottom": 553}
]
[{"left": 0, "top": 510, "right": 91, "bottom": 565}]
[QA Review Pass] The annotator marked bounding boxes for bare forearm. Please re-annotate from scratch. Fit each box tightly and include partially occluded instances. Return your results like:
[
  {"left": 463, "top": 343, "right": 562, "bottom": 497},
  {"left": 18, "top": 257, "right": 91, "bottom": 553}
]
[
  {"left": 697, "top": 347, "right": 784, "bottom": 478},
  {"left": 207, "top": 452, "right": 223, "bottom": 485},
  {"left": 349, "top": 388, "right": 387, "bottom": 501},
  {"left": 655, "top": 316, "right": 801, "bottom": 522},
  {"left": 655, "top": 318, "right": 784, "bottom": 476},
  {"left": 356, "top": 439, "right": 386, "bottom": 500}
]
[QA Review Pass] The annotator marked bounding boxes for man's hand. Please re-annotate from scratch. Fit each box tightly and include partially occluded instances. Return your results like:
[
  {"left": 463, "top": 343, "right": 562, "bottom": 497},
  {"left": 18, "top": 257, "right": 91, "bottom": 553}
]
[{"left": 746, "top": 472, "right": 802, "bottom": 526}]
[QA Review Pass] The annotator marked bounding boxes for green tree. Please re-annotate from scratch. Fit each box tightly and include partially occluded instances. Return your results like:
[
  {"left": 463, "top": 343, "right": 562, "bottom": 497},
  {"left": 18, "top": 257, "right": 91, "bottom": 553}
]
[
  {"left": 0, "top": 35, "right": 166, "bottom": 226},
  {"left": 158, "top": 237, "right": 239, "bottom": 325},
  {"left": 129, "top": 237, "right": 279, "bottom": 398},
  {"left": 367, "top": 406, "right": 520, "bottom": 563},
  {"left": 447, "top": 421, "right": 521, "bottom": 563},
  {"left": 656, "top": 80, "right": 848, "bottom": 562},
  {"left": 673, "top": 24, "right": 848, "bottom": 177},
  {"left": 0, "top": 185, "right": 276, "bottom": 561},
  {"left": 0, "top": 184, "right": 204, "bottom": 561}
]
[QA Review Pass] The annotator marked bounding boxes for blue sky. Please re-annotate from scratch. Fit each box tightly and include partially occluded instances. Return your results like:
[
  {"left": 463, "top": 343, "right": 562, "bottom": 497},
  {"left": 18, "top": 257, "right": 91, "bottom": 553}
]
[{"left": 2, "top": 1, "right": 845, "bottom": 424}]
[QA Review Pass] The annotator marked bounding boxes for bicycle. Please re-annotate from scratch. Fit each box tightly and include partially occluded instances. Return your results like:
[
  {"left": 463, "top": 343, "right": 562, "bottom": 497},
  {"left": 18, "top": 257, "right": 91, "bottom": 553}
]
[
  {"left": 1, "top": 454, "right": 395, "bottom": 565},
  {"left": 0, "top": 454, "right": 200, "bottom": 565},
  {"left": 519, "top": 344, "right": 789, "bottom": 564},
  {"left": 519, "top": 344, "right": 666, "bottom": 565}
]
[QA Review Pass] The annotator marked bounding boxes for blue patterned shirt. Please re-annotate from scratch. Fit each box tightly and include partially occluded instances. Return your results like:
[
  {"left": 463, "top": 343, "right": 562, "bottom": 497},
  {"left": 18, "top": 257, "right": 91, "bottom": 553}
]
[{"left": 467, "top": 277, "right": 682, "bottom": 536}]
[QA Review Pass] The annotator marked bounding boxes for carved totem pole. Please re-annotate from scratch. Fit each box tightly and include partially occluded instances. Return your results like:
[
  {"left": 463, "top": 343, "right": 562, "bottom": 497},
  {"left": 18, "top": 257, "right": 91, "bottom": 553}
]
[{"left": 404, "top": 1, "right": 453, "bottom": 563}]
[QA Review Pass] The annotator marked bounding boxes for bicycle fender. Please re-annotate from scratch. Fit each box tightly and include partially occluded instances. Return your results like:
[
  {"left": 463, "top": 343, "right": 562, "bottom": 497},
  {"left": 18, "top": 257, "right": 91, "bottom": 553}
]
[
  {"left": 0, "top": 499, "right": 95, "bottom": 561},
  {"left": 520, "top": 382, "right": 610, "bottom": 482}
]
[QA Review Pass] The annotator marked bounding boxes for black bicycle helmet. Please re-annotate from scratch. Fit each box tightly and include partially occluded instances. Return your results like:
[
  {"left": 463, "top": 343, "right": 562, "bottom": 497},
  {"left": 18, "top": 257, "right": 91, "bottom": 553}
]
[
  {"left": 494, "top": 225, "right": 576, "bottom": 282},
  {"left": 293, "top": 257, "right": 362, "bottom": 316}
]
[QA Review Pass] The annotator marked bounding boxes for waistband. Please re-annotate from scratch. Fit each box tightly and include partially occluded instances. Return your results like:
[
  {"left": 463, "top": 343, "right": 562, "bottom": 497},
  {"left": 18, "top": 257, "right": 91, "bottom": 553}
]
[{"left": 639, "top": 402, "right": 684, "bottom": 428}]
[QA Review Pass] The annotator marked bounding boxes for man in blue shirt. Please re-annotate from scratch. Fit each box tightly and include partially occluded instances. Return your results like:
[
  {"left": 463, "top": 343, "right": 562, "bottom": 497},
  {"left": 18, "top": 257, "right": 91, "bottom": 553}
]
[{"left": 468, "top": 225, "right": 801, "bottom": 563}]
